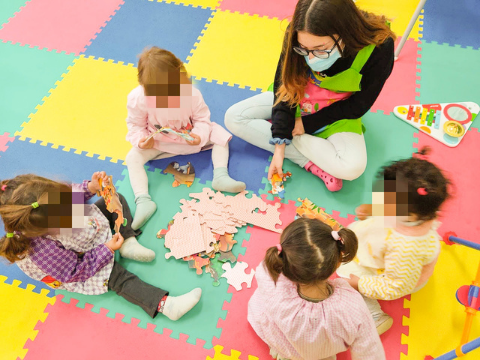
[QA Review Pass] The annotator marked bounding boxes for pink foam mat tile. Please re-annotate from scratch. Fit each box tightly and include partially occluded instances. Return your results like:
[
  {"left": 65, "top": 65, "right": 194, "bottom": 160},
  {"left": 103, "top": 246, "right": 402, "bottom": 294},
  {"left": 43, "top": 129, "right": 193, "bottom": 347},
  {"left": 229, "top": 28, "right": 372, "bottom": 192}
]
[
  {"left": 413, "top": 129, "right": 480, "bottom": 244},
  {"left": 0, "top": 132, "right": 15, "bottom": 153},
  {"left": 23, "top": 295, "right": 211, "bottom": 360},
  {"left": 0, "top": 0, "right": 124, "bottom": 55},
  {"left": 214, "top": 199, "right": 297, "bottom": 359},
  {"left": 220, "top": 198, "right": 408, "bottom": 359},
  {"left": 371, "top": 38, "right": 421, "bottom": 115},
  {"left": 218, "top": 0, "right": 298, "bottom": 20}
]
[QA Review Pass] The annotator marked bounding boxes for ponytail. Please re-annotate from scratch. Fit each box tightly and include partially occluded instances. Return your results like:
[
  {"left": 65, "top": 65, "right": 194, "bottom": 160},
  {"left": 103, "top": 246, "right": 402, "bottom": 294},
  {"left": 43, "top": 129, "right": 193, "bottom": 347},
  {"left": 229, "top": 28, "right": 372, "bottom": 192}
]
[
  {"left": 264, "top": 245, "right": 284, "bottom": 284},
  {"left": 0, "top": 232, "right": 31, "bottom": 263},
  {"left": 337, "top": 228, "right": 358, "bottom": 263}
]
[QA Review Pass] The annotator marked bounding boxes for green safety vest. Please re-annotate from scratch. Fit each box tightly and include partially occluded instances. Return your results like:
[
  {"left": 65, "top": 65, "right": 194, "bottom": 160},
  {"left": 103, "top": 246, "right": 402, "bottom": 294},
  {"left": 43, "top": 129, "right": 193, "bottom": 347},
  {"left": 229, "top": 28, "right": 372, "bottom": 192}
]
[{"left": 271, "top": 44, "right": 376, "bottom": 139}]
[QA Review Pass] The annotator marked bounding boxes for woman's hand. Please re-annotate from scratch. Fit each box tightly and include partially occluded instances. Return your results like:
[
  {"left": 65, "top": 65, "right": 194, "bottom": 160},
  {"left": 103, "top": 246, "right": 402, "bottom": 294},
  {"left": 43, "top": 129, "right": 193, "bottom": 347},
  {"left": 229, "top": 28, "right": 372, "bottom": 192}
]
[
  {"left": 292, "top": 117, "right": 305, "bottom": 136},
  {"left": 268, "top": 144, "right": 285, "bottom": 180},
  {"left": 105, "top": 233, "right": 124, "bottom": 252},
  {"left": 138, "top": 136, "right": 155, "bottom": 149},
  {"left": 88, "top": 171, "right": 109, "bottom": 193},
  {"left": 186, "top": 133, "right": 201, "bottom": 146}
]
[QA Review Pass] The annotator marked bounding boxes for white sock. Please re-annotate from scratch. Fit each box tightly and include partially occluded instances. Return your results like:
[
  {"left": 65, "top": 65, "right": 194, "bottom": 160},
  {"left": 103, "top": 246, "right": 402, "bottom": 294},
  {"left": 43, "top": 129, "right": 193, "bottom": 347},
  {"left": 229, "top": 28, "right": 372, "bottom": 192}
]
[
  {"left": 119, "top": 236, "right": 155, "bottom": 262},
  {"left": 162, "top": 288, "right": 202, "bottom": 321}
]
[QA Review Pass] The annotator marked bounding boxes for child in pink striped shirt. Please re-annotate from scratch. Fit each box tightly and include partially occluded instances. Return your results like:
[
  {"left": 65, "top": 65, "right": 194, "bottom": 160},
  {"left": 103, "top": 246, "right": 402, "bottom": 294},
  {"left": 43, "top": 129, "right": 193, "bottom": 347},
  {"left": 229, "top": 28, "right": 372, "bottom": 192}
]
[{"left": 248, "top": 218, "right": 385, "bottom": 360}]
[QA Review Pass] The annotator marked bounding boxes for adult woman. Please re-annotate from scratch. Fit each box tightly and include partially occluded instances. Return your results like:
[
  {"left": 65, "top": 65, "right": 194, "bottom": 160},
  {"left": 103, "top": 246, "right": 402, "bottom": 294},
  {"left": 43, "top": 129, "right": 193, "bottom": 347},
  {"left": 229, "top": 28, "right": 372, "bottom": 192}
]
[{"left": 225, "top": 0, "right": 396, "bottom": 191}]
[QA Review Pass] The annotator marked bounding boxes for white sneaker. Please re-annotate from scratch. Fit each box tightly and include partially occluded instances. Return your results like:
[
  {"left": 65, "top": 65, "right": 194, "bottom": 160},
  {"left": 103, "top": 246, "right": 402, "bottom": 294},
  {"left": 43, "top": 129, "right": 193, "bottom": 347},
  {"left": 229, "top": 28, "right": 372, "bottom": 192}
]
[{"left": 374, "top": 313, "right": 393, "bottom": 335}]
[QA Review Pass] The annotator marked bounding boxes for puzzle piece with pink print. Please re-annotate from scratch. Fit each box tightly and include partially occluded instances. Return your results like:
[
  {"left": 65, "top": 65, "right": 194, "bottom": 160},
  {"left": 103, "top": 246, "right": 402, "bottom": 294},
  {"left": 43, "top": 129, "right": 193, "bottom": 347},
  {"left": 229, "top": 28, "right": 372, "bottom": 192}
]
[{"left": 221, "top": 262, "right": 255, "bottom": 291}]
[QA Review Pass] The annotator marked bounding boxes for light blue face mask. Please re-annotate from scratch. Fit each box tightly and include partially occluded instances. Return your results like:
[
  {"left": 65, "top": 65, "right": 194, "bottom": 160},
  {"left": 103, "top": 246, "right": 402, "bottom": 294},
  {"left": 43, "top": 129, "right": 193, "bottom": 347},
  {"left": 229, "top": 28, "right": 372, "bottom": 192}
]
[{"left": 304, "top": 46, "right": 341, "bottom": 73}]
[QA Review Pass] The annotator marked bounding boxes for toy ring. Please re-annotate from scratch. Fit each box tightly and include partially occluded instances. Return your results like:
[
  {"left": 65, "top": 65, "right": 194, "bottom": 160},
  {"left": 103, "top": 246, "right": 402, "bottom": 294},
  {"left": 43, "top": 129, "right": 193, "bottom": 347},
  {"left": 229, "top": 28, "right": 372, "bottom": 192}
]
[{"left": 443, "top": 121, "right": 465, "bottom": 138}]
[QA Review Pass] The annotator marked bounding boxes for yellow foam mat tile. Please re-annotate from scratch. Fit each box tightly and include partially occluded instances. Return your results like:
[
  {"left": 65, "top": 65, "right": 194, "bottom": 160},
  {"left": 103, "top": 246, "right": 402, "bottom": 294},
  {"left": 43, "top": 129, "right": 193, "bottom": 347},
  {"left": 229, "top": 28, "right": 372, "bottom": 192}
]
[
  {"left": 186, "top": 10, "right": 284, "bottom": 91},
  {"left": 152, "top": 0, "right": 221, "bottom": 9},
  {"left": 0, "top": 276, "right": 56, "bottom": 359},
  {"left": 355, "top": 0, "right": 423, "bottom": 40},
  {"left": 207, "top": 345, "right": 259, "bottom": 360},
  {"left": 16, "top": 56, "right": 138, "bottom": 163},
  {"left": 402, "top": 242, "right": 480, "bottom": 359}
]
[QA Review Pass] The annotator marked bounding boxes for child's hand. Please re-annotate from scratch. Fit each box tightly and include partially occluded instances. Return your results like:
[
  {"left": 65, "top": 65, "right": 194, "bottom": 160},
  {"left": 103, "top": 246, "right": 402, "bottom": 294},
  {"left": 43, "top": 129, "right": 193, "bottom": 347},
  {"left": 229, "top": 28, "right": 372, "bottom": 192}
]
[
  {"left": 139, "top": 136, "right": 155, "bottom": 149},
  {"left": 105, "top": 233, "right": 124, "bottom": 252},
  {"left": 88, "top": 171, "right": 109, "bottom": 193},
  {"left": 292, "top": 117, "right": 305, "bottom": 136},
  {"left": 347, "top": 274, "right": 360, "bottom": 291},
  {"left": 186, "top": 133, "right": 201, "bottom": 146},
  {"left": 355, "top": 204, "right": 372, "bottom": 220}
]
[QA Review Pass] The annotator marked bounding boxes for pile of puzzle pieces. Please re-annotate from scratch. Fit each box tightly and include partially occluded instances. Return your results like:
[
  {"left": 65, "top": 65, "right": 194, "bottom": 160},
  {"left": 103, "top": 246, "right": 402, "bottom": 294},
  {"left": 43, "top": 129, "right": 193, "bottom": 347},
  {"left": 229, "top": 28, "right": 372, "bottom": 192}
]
[{"left": 157, "top": 188, "right": 281, "bottom": 288}]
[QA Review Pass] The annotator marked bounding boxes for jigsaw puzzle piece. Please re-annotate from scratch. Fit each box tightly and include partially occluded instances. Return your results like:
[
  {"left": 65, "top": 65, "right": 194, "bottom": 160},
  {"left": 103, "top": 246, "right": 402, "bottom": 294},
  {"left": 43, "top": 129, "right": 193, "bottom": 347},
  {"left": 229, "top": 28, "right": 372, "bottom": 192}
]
[
  {"left": 221, "top": 262, "right": 255, "bottom": 291},
  {"left": 219, "top": 250, "right": 237, "bottom": 263}
]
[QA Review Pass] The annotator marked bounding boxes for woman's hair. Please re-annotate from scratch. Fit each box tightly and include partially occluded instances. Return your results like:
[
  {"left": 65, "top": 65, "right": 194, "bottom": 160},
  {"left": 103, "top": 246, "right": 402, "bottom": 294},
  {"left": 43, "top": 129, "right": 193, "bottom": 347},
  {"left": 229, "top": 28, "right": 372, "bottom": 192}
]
[
  {"left": 137, "top": 46, "right": 190, "bottom": 96},
  {"left": 276, "top": 0, "right": 396, "bottom": 106},
  {"left": 377, "top": 146, "right": 450, "bottom": 221},
  {"left": 0, "top": 174, "right": 72, "bottom": 263},
  {"left": 264, "top": 217, "right": 358, "bottom": 285}
]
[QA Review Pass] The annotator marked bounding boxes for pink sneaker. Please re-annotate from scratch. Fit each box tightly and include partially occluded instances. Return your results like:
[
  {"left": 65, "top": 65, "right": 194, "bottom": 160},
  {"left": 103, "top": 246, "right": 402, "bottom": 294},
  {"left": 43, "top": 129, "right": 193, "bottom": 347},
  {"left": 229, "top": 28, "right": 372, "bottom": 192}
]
[{"left": 305, "top": 161, "right": 343, "bottom": 192}]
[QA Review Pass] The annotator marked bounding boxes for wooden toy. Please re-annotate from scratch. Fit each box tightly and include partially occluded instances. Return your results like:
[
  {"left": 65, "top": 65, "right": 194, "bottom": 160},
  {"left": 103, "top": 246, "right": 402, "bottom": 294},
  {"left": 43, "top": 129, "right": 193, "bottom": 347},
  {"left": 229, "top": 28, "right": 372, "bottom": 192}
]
[{"left": 393, "top": 102, "right": 479, "bottom": 147}]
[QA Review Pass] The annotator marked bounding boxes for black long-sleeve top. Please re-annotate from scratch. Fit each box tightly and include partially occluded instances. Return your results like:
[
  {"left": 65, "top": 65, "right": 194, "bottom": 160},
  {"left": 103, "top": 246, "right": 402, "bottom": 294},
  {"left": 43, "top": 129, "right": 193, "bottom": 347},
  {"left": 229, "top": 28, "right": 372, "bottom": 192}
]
[{"left": 271, "top": 37, "right": 395, "bottom": 141}]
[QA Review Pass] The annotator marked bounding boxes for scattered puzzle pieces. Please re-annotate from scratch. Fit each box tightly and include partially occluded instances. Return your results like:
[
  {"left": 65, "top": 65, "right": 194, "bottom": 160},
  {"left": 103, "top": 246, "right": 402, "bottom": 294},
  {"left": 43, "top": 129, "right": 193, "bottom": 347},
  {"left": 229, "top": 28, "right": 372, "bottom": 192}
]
[
  {"left": 220, "top": 262, "right": 255, "bottom": 291},
  {"left": 158, "top": 188, "right": 281, "bottom": 285},
  {"left": 163, "top": 161, "right": 195, "bottom": 187}
]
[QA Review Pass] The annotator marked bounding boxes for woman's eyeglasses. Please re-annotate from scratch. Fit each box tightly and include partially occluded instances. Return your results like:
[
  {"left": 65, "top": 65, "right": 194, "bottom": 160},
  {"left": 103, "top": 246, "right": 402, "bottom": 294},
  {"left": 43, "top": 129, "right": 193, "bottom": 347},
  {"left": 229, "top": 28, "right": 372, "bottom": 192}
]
[{"left": 292, "top": 43, "right": 338, "bottom": 59}]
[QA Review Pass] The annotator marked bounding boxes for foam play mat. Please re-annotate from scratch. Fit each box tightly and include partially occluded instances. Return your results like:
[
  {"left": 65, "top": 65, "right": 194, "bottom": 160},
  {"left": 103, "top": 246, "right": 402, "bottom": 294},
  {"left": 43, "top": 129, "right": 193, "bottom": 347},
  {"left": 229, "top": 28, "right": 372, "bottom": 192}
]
[{"left": 1, "top": 0, "right": 480, "bottom": 359}]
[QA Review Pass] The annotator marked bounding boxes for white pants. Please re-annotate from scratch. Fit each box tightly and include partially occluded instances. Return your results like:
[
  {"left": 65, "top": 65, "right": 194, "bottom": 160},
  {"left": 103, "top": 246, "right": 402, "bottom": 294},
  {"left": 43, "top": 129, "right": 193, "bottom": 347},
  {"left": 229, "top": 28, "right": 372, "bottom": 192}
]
[
  {"left": 125, "top": 143, "right": 229, "bottom": 198},
  {"left": 224, "top": 92, "right": 367, "bottom": 180}
]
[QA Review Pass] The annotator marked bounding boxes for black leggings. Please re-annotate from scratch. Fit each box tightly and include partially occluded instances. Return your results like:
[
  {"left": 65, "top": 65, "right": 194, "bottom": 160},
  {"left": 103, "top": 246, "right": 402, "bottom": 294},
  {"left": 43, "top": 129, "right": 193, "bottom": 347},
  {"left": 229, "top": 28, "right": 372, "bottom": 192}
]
[{"left": 96, "top": 193, "right": 168, "bottom": 318}]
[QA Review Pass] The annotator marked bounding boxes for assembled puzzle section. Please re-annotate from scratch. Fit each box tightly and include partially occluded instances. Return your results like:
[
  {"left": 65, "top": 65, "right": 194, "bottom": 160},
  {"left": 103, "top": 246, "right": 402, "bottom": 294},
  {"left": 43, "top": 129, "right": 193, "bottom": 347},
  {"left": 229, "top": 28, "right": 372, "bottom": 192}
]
[{"left": 394, "top": 102, "right": 479, "bottom": 147}]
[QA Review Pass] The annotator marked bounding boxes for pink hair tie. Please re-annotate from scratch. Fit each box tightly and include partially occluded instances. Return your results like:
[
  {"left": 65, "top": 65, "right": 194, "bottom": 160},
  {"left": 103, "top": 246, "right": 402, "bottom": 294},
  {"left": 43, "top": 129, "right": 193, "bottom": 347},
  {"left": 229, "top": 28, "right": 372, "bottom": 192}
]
[
  {"left": 331, "top": 231, "right": 344, "bottom": 244},
  {"left": 417, "top": 187, "right": 428, "bottom": 196},
  {"left": 1, "top": 185, "right": 6, "bottom": 191},
  {"left": 276, "top": 243, "right": 282, "bottom": 254}
]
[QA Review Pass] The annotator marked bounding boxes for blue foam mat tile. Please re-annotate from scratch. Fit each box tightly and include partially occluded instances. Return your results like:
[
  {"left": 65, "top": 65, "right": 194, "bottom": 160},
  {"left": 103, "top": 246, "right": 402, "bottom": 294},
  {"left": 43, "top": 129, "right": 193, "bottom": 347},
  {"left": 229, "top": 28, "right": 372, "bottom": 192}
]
[
  {"left": 0, "top": 137, "right": 126, "bottom": 185},
  {"left": 84, "top": 0, "right": 214, "bottom": 64},
  {"left": 145, "top": 79, "right": 271, "bottom": 192},
  {"left": 422, "top": 0, "right": 480, "bottom": 49},
  {"left": 0, "top": 257, "right": 55, "bottom": 296}
]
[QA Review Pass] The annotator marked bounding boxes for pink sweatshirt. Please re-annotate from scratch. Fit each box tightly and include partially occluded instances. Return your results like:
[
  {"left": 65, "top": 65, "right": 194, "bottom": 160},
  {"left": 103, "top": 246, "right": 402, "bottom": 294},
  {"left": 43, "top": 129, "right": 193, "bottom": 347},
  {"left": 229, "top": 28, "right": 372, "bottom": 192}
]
[
  {"left": 248, "top": 262, "right": 385, "bottom": 360},
  {"left": 125, "top": 85, "right": 231, "bottom": 154}
]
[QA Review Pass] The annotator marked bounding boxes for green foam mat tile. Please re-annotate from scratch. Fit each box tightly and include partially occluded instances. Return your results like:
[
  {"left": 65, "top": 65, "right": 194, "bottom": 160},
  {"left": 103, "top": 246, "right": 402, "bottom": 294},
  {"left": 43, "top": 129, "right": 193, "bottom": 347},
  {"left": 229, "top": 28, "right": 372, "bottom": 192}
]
[
  {"left": 0, "top": 41, "right": 76, "bottom": 135},
  {"left": 0, "top": 0, "right": 28, "bottom": 28},
  {"left": 260, "top": 111, "right": 418, "bottom": 217},
  {"left": 57, "top": 167, "right": 248, "bottom": 348},
  {"left": 417, "top": 41, "right": 480, "bottom": 130}
]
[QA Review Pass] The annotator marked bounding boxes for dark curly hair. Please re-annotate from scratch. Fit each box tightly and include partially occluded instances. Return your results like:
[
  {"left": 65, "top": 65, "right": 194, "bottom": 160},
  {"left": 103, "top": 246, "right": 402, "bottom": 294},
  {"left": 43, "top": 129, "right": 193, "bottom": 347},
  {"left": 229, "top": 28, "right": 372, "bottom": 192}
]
[{"left": 376, "top": 147, "right": 450, "bottom": 221}]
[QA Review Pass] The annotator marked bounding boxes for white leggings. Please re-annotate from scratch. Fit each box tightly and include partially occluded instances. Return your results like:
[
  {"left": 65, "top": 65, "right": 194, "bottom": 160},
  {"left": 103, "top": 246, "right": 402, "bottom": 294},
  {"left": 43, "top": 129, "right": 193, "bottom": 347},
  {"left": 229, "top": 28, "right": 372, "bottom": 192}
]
[
  {"left": 125, "top": 143, "right": 229, "bottom": 198},
  {"left": 224, "top": 92, "right": 367, "bottom": 180}
]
